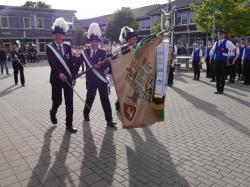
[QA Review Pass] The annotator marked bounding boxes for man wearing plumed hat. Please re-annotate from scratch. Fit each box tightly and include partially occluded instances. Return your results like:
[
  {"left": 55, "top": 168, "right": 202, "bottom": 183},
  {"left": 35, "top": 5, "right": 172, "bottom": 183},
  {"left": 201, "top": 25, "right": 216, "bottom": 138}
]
[
  {"left": 114, "top": 26, "right": 137, "bottom": 112},
  {"left": 77, "top": 23, "right": 117, "bottom": 128},
  {"left": 10, "top": 40, "right": 26, "bottom": 86},
  {"left": 46, "top": 17, "right": 77, "bottom": 133}
]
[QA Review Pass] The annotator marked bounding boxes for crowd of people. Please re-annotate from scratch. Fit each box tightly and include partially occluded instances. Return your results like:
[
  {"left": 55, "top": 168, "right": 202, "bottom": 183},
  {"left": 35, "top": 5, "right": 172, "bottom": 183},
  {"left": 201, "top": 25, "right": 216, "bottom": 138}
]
[
  {"left": 190, "top": 30, "right": 250, "bottom": 94},
  {"left": 0, "top": 42, "right": 39, "bottom": 75},
  {"left": 1, "top": 18, "right": 249, "bottom": 132}
]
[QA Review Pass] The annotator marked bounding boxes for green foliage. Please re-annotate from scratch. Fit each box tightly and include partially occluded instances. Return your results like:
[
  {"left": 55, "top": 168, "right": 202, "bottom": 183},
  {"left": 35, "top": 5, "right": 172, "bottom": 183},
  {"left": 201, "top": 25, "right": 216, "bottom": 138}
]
[
  {"left": 151, "top": 20, "right": 161, "bottom": 33},
  {"left": 22, "top": 1, "right": 51, "bottom": 8},
  {"left": 191, "top": 0, "right": 250, "bottom": 37},
  {"left": 73, "top": 27, "right": 86, "bottom": 46},
  {"left": 105, "top": 7, "right": 138, "bottom": 42}
]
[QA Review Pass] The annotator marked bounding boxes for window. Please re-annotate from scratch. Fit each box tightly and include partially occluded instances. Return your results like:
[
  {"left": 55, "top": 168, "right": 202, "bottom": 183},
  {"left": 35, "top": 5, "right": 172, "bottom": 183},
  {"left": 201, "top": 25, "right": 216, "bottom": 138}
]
[
  {"left": 1, "top": 16, "right": 9, "bottom": 28},
  {"left": 176, "top": 11, "right": 188, "bottom": 25},
  {"left": 39, "top": 42, "right": 46, "bottom": 53},
  {"left": 152, "top": 16, "right": 160, "bottom": 25},
  {"left": 189, "top": 11, "right": 195, "bottom": 24},
  {"left": 138, "top": 18, "right": 151, "bottom": 30},
  {"left": 23, "top": 17, "right": 31, "bottom": 28},
  {"left": 37, "top": 17, "right": 44, "bottom": 28}
]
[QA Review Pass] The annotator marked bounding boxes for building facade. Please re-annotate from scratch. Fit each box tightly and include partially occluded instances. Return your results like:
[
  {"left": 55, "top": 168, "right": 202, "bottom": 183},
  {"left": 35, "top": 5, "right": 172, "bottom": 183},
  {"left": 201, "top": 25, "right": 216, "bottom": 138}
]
[
  {"left": 79, "top": 0, "right": 206, "bottom": 54},
  {"left": 0, "top": 5, "right": 76, "bottom": 55}
]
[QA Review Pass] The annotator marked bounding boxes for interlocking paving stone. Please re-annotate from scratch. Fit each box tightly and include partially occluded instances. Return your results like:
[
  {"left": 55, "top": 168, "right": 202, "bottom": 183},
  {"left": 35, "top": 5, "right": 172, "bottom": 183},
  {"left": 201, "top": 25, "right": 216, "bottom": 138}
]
[{"left": 0, "top": 62, "right": 250, "bottom": 186}]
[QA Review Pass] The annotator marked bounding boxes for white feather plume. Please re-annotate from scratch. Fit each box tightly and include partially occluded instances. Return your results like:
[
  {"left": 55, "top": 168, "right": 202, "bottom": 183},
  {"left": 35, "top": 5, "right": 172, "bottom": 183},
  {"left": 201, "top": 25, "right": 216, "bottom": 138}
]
[
  {"left": 16, "top": 40, "right": 21, "bottom": 49},
  {"left": 119, "top": 26, "right": 134, "bottom": 44},
  {"left": 87, "top": 23, "right": 102, "bottom": 39},
  {"left": 52, "top": 17, "right": 72, "bottom": 33}
]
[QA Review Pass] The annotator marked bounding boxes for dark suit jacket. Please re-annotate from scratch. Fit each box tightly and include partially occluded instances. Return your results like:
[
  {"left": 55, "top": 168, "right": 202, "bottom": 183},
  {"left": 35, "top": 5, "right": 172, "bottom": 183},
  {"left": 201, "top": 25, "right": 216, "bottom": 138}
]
[
  {"left": 46, "top": 42, "right": 75, "bottom": 84},
  {"left": 10, "top": 49, "right": 26, "bottom": 68},
  {"left": 0, "top": 49, "right": 7, "bottom": 61},
  {"left": 78, "top": 48, "right": 108, "bottom": 84},
  {"left": 121, "top": 45, "right": 131, "bottom": 55}
]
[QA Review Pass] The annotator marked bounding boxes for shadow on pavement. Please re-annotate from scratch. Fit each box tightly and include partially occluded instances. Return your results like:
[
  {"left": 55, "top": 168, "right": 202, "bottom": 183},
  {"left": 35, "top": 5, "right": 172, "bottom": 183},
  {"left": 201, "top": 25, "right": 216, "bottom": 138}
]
[
  {"left": 27, "top": 126, "right": 56, "bottom": 186},
  {"left": 172, "top": 86, "right": 250, "bottom": 138},
  {"left": 127, "top": 128, "right": 190, "bottom": 186},
  {"left": 0, "top": 75, "right": 11, "bottom": 80},
  {"left": 79, "top": 122, "right": 116, "bottom": 186},
  {"left": 43, "top": 130, "right": 76, "bottom": 186},
  {"left": 0, "top": 85, "right": 22, "bottom": 97},
  {"left": 223, "top": 93, "right": 250, "bottom": 108},
  {"left": 178, "top": 72, "right": 250, "bottom": 96}
]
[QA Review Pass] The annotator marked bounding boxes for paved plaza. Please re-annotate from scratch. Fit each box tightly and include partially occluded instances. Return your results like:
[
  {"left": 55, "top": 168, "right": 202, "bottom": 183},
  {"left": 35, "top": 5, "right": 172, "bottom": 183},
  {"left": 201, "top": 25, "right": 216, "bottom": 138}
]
[{"left": 0, "top": 61, "right": 250, "bottom": 187}]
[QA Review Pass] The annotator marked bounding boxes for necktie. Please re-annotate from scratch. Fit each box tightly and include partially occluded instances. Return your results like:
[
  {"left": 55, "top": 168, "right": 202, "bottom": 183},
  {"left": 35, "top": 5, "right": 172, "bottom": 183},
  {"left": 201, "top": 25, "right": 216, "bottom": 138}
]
[
  {"left": 58, "top": 45, "right": 64, "bottom": 56},
  {"left": 92, "top": 50, "right": 96, "bottom": 58}
]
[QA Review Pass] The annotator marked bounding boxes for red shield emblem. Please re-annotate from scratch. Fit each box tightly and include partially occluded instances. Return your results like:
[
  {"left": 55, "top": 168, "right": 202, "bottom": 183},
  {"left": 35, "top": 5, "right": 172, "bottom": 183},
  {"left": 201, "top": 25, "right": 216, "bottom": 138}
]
[{"left": 124, "top": 103, "right": 136, "bottom": 121}]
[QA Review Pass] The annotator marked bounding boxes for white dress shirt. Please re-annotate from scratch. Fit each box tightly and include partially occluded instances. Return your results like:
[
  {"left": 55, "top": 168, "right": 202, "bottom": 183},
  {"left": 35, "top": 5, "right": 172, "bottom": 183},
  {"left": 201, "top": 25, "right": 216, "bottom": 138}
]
[
  {"left": 90, "top": 49, "right": 97, "bottom": 58},
  {"left": 56, "top": 43, "right": 65, "bottom": 56},
  {"left": 210, "top": 39, "right": 236, "bottom": 56},
  {"left": 191, "top": 48, "right": 202, "bottom": 58},
  {"left": 242, "top": 46, "right": 250, "bottom": 61}
]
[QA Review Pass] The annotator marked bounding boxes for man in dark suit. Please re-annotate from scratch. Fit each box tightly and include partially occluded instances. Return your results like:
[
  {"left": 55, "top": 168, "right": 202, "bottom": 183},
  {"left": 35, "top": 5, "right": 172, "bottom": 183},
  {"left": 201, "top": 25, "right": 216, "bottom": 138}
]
[
  {"left": 10, "top": 41, "right": 25, "bottom": 86},
  {"left": 77, "top": 23, "right": 116, "bottom": 128},
  {"left": 46, "top": 17, "right": 77, "bottom": 133},
  {"left": 115, "top": 26, "right": 137, "bottom": 112}
]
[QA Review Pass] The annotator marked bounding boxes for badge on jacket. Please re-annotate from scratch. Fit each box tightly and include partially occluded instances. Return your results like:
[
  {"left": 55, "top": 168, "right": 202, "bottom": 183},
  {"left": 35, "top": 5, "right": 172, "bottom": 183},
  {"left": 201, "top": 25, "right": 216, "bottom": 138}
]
[{"left": 65, "top": 53, "right": 70, "bottom": 59}]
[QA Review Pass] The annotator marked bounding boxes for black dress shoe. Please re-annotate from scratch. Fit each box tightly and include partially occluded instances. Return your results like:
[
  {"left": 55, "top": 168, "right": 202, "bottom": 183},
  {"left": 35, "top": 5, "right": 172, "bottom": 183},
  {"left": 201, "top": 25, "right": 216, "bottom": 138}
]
[
  {"left": 50, "top": 110, "right": 57, "bottom": 124},
  {"left": 214, "top": 91, "right": 220, "bottom": 94},
  {"left": 84, "top": 115, "right": 90, "bottom": 121},
  {"left": 115, "top": 102, "right": 121, "bottom": 112},
  {"left": 66, "top": 126, "right": 77, "bottom": 133},
  {"left": 22, "top": 84, "right": 25, "bottom": 87},
  {"left": 210, "top": 80, "right": 215, "bottom": 82},
  {"left": 107, "top": 121, "right": 117, "bottom": 128}
]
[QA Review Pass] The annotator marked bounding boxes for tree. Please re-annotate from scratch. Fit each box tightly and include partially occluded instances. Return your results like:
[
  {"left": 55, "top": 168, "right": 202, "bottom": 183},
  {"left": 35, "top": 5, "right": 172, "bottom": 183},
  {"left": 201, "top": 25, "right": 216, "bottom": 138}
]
[
  {"left": 22, "top": 1, "right": 51, "bottom": 8},
  {"left": 151, "top": 20, "right": 161, "bottom": 33},
  {"left": 105, "top": 7, "right": 138, "bottom": 42},
  {"left": 191, "top": 0, "right": 250, "bottom": 37},
  {"left": 73, "top": 27, "right": 87, "bottom": 46}
]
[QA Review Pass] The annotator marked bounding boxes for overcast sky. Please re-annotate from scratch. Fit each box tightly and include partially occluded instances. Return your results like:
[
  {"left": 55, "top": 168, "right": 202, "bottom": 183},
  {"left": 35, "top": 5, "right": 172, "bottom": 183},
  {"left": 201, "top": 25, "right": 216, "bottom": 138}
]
[{"left": 0, "top": 0, "right": 169, "bottom": 19}]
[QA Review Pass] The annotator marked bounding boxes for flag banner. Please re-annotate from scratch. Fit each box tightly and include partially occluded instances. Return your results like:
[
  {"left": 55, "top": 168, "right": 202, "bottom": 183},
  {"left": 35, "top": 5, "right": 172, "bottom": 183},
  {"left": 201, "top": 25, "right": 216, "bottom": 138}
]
[
  {"left": 154, "top": 39, "right": 169, "bottom": 99},
  {"left": 110, "top": 35, "right": 169, "bottom": 128}
]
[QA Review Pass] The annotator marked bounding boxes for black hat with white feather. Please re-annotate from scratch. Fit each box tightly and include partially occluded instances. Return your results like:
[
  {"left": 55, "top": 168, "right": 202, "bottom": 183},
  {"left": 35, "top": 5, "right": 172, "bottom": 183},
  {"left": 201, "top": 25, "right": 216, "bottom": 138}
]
[
  {"left": 87, "top": 23, "right": 102, "bottom": 41},
  {"left": 52, "top": 17, "right": 72, "bottom": 35},
  {"left": 119, "top": 26, "right": 137, "bottom": 44}
]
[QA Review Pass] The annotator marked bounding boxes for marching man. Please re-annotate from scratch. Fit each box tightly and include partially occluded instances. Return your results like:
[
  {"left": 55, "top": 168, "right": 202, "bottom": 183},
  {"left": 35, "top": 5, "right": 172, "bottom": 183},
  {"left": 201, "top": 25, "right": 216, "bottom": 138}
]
[
  {"left": 191, "top": 42, "right": 202, "bottom": 81},
  {"left": 242, "top": 37, "right": 250, "bottom": 85},
  {"left": 46, "top": 18, "right": 77, "bottom": 133},
  {"left": 10, "top": 41, "right": 26, "bottom": 86},
  {"left": 234, "top": 38, "right": 246, "bottom": 81},
  {"left": 210, "top": 30, "right": 236, "bottom": 94},
  {"left": 77, "top": 23, "right": 117, "bottom": 128},
  {"left": 115, "top": 26, "right": 137, "bottom": 112}
]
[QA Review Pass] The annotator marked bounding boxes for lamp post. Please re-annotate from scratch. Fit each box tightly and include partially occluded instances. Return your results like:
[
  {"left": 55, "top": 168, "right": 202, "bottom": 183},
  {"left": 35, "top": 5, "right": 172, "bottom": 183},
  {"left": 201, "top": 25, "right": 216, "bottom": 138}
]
[{"left": 212, "top": 10, "right": 218, "bottom": 43}]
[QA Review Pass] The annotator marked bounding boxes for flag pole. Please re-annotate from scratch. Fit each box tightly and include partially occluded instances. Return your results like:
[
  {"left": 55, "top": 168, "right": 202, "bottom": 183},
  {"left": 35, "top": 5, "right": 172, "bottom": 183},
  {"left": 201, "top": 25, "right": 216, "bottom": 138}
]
[{"left": 76, "top": 29, "right": 170, "bottom": 79}]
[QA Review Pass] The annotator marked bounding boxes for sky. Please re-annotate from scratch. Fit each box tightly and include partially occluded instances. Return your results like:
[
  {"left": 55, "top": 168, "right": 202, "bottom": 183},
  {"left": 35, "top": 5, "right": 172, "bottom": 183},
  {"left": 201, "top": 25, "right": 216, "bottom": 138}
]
[{"left": 0, "top": 0, "right": 169, "bottom": 19}]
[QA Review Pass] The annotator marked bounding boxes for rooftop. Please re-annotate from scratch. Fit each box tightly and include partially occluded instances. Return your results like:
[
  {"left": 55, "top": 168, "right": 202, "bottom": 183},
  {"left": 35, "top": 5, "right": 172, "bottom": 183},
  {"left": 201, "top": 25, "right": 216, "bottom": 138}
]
[
  {"left": 0, "top": 5, "right": 76, "bottom": 13},
  {"left": 79, "top": 0, "right": 202, "bottom": 28}
]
